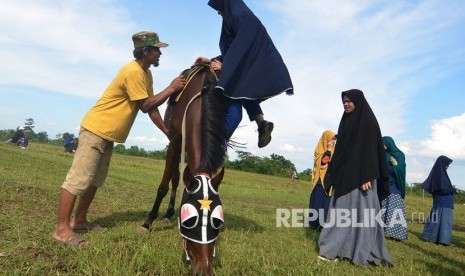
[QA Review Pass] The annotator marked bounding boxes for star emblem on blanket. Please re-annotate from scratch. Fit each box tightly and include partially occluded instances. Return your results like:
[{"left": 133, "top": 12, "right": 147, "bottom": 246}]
[{"left": 198, "top": 196, "right": 213, "bottom": 211}]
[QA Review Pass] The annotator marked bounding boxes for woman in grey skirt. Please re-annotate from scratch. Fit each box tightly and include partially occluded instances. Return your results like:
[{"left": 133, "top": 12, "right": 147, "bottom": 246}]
[{"left": 318, "top": 89, "right": 393, "bottom": 266}]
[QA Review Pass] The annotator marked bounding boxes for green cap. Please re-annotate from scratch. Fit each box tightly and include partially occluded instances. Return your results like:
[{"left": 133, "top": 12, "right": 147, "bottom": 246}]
[{"left": 132, "top": 31, "right": 168, "bottom": 48}]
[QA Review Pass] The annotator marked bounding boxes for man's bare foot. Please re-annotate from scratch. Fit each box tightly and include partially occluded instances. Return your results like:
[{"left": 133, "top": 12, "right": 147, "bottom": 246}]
[{"left": 52, "top": 231, "right": 89, "bottom": 247}]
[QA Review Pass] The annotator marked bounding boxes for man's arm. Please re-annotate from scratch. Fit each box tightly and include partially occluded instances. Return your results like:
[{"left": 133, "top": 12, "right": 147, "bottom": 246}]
[
  {"left": 148, "top": 107, "right": 169, "bottom": 137},
  {"left": 137, "top": 75, "right": 186, "bottom": 137},
  {"left": 138, "top": 75, "right": 186, "bottom": 113}
]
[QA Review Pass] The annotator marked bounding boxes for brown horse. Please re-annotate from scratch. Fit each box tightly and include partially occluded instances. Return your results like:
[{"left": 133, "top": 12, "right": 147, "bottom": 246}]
[{"left": 141, "top": 64, "right": 228, "bottom": 274}]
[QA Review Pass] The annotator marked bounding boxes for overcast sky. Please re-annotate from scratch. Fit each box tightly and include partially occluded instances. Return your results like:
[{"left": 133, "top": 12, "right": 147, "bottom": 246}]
[{"left": 1, "top": 0, "right": 464, "bottom": 190}]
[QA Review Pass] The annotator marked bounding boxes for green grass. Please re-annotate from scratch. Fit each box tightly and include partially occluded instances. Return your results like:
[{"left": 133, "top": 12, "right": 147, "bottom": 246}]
[{"left": 0, "top": 143, "right": 464, "bottom": 275}]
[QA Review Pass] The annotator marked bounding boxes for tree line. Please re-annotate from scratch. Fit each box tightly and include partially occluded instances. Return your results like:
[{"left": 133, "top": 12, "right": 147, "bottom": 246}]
[
  {"left": 1, "top": 118, "right": 312, "bottom": 181},
  {"left": 225, "top": 151, "right": 311, "bottom": 180}
]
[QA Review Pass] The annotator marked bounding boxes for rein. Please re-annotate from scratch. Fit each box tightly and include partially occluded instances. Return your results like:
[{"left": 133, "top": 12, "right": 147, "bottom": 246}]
[
  {"left": 175, "top": 64, "right": 218, "bottom": 103},
  {"left": 179, "top": 64, "right": 218, "bottom": 187},
  {"left": 180, "top": 91, "right": 201, "bottom": 178}
]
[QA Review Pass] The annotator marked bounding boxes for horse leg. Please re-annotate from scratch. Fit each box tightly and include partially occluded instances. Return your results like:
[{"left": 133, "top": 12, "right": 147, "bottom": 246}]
[
  {"left": 161, "top": 154, "right": 181, "bottom": 222},
  {"left": 141, "top": 141, "right": 178, "bottom": 231}
]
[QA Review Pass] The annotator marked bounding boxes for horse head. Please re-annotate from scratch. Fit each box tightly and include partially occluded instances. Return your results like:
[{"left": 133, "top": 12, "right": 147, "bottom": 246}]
[{"left": 180, "top": 166, "right": 224, "bottom": 275}]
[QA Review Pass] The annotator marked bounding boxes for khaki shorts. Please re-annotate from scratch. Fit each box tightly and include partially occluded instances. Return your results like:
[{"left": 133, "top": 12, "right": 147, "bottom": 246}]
[{"left": 62, "top": 128, "right": 114, "bottom": 196}]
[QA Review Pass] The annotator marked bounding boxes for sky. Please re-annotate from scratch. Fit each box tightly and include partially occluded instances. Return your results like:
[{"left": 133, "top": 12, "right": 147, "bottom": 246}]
[{"left": 1, "top": 0, "right": 465, "bottom": 190}]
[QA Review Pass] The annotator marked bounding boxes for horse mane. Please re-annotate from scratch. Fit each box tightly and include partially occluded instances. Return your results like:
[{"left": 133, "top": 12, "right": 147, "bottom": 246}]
[{"left": 197, "top": 67, "right": 228, "bottom": 175}]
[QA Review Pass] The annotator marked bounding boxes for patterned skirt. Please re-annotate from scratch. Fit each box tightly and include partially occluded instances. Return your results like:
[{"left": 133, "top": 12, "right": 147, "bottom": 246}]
[{"left": 381, "top": 193, "right": 408, "bottom": 240}]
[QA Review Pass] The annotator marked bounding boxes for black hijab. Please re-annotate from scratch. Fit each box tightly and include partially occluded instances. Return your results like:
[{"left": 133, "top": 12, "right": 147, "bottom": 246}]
[
  {"left": 327, "top": 89, "right": 390, "bottom": 200},
  {"left": 207, "top": 0, "right": 293, "bottom": 100},
  {"left": 421, "top": 155, "right": 453, "bottom": 194}
]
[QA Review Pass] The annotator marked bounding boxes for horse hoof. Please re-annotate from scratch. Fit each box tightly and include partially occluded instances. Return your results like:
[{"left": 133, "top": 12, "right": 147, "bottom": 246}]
[
  {"left": 162, "top": 218, "right": 171, "bottom": 224},
  {"left": 138, "top": 226, "right": 151, "bottom": 235}
]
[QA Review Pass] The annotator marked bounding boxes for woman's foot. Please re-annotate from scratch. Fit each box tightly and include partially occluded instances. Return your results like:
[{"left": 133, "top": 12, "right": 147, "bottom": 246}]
[{"left": 258, "top": 121, "right": 274, "bottom": 148}]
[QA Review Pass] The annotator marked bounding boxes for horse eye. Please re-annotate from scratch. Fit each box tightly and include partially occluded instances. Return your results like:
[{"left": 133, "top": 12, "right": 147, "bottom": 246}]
[
  {"left": 185, "top": 179, "right": 201, "bottom": 194},
  {"left": 211, "top": 217, "right": 224, "bottom": 229},
  {"left": 210, "top": 205, "right": 224, "bottom": 229},
  {"left": 180, "top": 204, "right": 199, "bottom": 229},
  {"left": 182, "top": 217, "right": 198, "bottom": 229}
]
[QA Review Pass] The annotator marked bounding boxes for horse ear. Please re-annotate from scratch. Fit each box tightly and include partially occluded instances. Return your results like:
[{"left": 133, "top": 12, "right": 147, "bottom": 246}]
[{"left": 211, "top": 167, "right": 224, "bottom": 191}]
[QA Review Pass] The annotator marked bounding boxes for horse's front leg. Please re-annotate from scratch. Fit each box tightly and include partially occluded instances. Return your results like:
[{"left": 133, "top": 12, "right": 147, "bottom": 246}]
[{"left": 140, "top": 141, "right": 178, "bottom": 232}]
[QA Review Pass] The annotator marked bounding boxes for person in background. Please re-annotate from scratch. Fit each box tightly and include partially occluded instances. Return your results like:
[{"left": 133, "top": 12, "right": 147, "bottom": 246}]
[
  {"left": 64, "top": 134, "right": 75, "bottom": 153},
  {"left": 308, "top": 130, "right": 336, "bottom": 230},
  {"left": 9, "top": 127, "right": 28, "bottom": 149},
  {"left": 51, "top": 31, "right": 186, "bottom": 247},
  {"left": 421, "top": 155, "right": 456, "bottom": 246},
  {"left": 199, "top": 0, "right": 293, "bottom": 148},
  {"left": 381, "top": 136, "right": 408, "bottom": 241},
  {"left": 291, "top": 169, "right": 298, "bottom": 181},
  {"left": 11, "top": 127, "right": 25, "bottom": 143},
  {"left": 318, "top": 89, "right": 393, "bottom": 266}
]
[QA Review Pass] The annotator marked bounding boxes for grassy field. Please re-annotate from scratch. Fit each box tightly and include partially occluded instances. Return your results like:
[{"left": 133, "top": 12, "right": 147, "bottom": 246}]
[{"left": 0, "top": 142, "right": 464, "bottom": 275}]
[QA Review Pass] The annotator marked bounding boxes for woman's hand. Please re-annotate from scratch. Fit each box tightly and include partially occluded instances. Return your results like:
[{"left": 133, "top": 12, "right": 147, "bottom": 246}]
[
  {"left": 360, "top": 181, "right": 372, "bottom": 191},
  {"left": 211, "top": 60, "right": 222, "bottom": 71}
]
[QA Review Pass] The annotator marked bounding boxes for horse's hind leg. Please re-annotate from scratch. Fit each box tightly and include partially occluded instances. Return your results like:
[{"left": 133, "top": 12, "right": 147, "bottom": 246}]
[
  {"left": 162, "top": 157, "right": 180, "bottom": 222},
  {"left": 141, "top": 141, "right": 179, "bottom": 231},
  {"left": 162, "top": 154, "right": 181, "bottom": 221}
]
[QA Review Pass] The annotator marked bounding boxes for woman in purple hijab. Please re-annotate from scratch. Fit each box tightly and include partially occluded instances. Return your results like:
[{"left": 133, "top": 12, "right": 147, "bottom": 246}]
[{"left": 200, "top": 0, "right": 293, "bottom": 148}]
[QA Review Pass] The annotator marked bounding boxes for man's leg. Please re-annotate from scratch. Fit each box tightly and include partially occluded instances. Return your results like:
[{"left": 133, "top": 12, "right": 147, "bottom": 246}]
[
  {"left": 52, "top": 128, "right": 106, "bottom": 246},
  {"left": 52, "top": 189, "right": 89, "bottom": 247},
  {"left": 72, "top": 141, "right": 113, "bottom": 230},
  {"left": 72, "top": 185, "right": 98, "bottom": 229}
]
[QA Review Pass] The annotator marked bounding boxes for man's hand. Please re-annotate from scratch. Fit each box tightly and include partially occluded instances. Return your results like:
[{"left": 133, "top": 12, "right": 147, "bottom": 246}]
[{"left": 169, "top": 75, "right": 186, "bottom": 93}]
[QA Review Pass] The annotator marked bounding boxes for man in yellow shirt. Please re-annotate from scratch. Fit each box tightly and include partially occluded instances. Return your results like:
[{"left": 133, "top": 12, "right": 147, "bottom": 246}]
[{"left": 52, "top": 31, "right": 186, "bottom": 247}]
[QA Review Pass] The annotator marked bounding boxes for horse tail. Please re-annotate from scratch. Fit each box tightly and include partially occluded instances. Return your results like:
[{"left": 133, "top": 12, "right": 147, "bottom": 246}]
[{"left": 197, "top": 84, "right": 228, "bottom": 175}]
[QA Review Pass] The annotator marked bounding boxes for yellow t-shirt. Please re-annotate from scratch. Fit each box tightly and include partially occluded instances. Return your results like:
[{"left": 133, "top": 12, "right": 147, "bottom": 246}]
[{"left": 81, "top": 60, "right": 154, "bottom": 143}]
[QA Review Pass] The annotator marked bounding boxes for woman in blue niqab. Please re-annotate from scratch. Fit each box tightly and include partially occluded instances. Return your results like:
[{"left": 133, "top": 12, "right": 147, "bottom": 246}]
[
  {"left": 205, "top": 0, "right": 294, "bottom": 148},
  {"left": 207, "top": 0, "right": 293, "bottom": 99},
  {"left": 421, "top": 155, "right": 456, "bottom": 246},
  {"left": 421, "top": 155, "right": 453, "bottom": 193}
]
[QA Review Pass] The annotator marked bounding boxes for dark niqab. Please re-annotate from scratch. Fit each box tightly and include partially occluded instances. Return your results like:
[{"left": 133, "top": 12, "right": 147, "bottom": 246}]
[
  {"left": 421, "top": 155, "right": 453, "bottom": 194},
  {"left": 207, "top": 0, "right": 293, "bottom": 100},
  {"left": 326, "top": 89, "right": 390, "bottom": 200}
]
